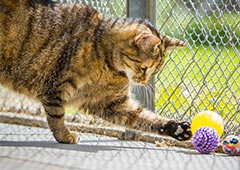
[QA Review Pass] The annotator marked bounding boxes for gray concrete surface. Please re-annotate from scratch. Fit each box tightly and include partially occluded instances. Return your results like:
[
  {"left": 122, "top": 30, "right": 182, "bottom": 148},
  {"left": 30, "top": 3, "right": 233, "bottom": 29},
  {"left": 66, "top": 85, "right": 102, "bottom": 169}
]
[{"left": 0, "top": 123, "right": 239, "bottom": 170}]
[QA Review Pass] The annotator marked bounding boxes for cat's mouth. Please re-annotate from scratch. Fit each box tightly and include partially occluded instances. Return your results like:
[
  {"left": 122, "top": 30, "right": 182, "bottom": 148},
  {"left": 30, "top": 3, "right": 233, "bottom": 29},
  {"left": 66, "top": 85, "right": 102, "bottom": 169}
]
[
  {"left": 129, "top": 77, "right": 149, "bottom": 86},
  {"left": 125, "top": 70, "right": 150, "bottom": 86}
]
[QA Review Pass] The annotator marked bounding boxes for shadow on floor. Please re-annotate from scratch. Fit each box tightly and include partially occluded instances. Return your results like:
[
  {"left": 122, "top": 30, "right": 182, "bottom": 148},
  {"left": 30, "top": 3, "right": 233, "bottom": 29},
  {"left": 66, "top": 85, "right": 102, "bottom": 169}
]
[{"left": 0, "top": 140, "right": 164, "bottom": 153}]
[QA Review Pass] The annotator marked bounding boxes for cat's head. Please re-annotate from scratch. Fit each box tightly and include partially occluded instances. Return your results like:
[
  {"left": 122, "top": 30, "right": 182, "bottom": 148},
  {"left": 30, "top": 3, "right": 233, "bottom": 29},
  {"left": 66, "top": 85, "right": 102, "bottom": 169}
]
[{"left": 111, "top": 20, "right": 186, "bottom": 85}]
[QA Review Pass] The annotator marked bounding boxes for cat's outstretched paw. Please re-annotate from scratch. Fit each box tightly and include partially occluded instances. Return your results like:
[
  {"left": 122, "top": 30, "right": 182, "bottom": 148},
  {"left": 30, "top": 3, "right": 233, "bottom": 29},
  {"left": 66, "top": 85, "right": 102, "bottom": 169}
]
[{"left": 164, "top": 120, "right": 192, "bottom": 141}]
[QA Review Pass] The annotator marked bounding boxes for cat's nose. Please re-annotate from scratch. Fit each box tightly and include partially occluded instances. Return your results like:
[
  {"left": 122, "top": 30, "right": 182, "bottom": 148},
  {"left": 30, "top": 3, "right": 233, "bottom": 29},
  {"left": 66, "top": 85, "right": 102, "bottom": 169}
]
[{"left": 140, "top": 80, "right": 147, "bottom": 85}]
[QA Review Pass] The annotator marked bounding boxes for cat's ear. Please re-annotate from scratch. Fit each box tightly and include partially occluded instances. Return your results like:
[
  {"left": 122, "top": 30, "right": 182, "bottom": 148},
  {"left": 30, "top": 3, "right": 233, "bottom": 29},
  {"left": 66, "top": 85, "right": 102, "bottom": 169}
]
[
  {"left": 134, "top": 31, "right": 161, "bottom": 54},
  {"left": 160, "top": 35, "right": 187, "bottom": 50}
]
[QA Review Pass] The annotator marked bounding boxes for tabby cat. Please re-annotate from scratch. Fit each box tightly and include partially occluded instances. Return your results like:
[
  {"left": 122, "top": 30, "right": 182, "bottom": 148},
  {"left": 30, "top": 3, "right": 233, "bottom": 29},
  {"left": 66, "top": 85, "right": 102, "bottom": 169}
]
[{"left": 0, "top": 0, "right": 192, "bottom": 143}]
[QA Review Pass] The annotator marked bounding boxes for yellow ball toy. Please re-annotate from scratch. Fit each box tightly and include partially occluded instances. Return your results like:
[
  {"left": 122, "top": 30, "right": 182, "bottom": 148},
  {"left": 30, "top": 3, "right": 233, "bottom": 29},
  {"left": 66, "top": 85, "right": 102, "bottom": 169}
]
[{"left": 191, "top": 111, "right": 224, "bottom": 137}]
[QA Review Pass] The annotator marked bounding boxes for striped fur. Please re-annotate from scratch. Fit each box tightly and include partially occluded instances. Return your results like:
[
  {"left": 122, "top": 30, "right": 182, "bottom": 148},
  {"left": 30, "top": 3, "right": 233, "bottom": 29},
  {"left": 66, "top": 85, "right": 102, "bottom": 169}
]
[{"left": 0, "top": 0, "right": 191, "bottom": 143}]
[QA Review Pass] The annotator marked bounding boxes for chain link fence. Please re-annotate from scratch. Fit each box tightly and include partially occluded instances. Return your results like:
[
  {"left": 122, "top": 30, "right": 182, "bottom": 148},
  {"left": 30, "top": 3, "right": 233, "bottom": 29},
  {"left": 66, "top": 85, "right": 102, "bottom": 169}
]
[
  {"left": 155, "top": 0, "right": 239, "bottom": 136},
  {"left": 0, "top": 0, "right": 239, "bottom": 137},
  {"left": 58, "top": 0, "right": 126, "bottom": 17}
]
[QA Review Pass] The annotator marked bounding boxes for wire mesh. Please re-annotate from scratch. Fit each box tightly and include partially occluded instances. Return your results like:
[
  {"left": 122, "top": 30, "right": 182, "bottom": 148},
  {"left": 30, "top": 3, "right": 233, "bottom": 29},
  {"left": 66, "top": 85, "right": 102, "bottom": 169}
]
[
  {"left": 58, "top": 0, "right": 126, "bottom": 18},
  {"left": 155, "top": 0, "right": 239, "bottom": 136},
  {"left": 0, "top": 0, "right": 239, "bottom": 138}
]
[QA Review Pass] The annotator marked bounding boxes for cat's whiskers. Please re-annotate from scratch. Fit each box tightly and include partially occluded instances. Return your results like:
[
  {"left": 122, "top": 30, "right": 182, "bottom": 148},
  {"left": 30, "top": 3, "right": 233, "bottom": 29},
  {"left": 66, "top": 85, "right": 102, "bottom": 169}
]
[
  {"left": 112, "top": 83, "right": 130, "bottom": 100},
  {"left": 143, "top": 83, "right": 155, "bottom": 107},
  {"left": 145, "top": 83, "right": 155, "bottom": 93},
  {"left": 107, "top": 83, "right": 131, "bottom": 108}
]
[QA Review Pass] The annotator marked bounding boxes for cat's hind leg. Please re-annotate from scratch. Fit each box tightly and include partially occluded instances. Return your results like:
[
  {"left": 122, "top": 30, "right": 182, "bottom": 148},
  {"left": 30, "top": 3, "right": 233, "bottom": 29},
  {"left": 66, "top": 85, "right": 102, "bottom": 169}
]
[{"left": 39, "top": 95, "right": 79, "bottom": 144}]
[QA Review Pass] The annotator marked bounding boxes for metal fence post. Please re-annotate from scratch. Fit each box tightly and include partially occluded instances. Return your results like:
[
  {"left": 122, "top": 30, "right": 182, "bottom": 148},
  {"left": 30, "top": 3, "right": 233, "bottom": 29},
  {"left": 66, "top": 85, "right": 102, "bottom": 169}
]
[{"left": 127, "top": 0, "right": 156, "bottom": 111}]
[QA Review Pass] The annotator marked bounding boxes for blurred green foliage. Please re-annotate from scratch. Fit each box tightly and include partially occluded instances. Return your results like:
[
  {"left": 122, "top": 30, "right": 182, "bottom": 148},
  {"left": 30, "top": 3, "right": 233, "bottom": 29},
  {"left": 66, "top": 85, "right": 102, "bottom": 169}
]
[
  {"left": 155, "top": 46, "right": 239, "bottom": 124},
  {"left": 185, "top": 13, "right": 240, "bottom": 47}
]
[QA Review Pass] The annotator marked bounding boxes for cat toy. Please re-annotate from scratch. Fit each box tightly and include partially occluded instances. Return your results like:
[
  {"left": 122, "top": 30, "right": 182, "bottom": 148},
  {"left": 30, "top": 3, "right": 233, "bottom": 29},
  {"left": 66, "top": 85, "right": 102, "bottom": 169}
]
[
  {"left": 191, "top": 111, "right": 224, "bottom": 154},
  {"left": 192, "top": 127, "right": 220, "bottom": 154},
  {"left": 222, "top": 135, "right": 240, "bottom": 155}
]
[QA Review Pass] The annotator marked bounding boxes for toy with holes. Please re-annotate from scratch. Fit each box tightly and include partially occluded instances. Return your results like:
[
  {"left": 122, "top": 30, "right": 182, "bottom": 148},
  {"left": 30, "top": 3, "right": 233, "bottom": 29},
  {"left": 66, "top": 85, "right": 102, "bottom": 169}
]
[
  {"left": 191, "top": 110, "right": 224, "bottom": 154},
  {"left": 222, "top": 135, "right": 240, "bottom": 155}
]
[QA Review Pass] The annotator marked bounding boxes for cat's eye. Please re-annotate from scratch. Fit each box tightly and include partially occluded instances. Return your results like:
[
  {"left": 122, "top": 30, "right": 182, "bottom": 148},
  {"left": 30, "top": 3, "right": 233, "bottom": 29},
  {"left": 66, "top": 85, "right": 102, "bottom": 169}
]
[
  {"left": 152, "top": 66, "right": 160, "bottom": 75},
  {"left": 153, "top": 69, "right": 160, "bottom": 75},
  {"left": 141, "top": 65, "right": 148, "bottom": 72}
]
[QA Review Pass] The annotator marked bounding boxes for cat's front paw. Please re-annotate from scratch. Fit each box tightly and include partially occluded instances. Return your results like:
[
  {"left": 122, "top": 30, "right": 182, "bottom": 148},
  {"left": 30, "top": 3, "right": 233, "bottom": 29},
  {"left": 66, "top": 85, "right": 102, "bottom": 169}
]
[
  {"left": 164, "top": 120, "right": 192, "bottom": 141},
  {"left": 53, "top": 131, "right": 80, "bottom": 144},
  {"left": 66, "top": 132, "right": 80, "bottom": 144}
]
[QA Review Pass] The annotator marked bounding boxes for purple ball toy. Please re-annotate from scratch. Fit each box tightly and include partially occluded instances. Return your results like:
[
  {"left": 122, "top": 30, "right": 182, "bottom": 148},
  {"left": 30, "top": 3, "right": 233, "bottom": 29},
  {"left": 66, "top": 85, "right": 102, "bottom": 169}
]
[{"left": 192, "top": 127, "right": 220, "bottom": 154}]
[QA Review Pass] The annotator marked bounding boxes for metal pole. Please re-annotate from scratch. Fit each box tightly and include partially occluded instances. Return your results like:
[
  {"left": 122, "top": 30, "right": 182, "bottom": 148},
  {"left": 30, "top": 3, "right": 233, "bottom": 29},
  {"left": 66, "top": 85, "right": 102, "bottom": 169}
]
[{"left": 127, "top": 0, "right": 156, "bottom": 111}]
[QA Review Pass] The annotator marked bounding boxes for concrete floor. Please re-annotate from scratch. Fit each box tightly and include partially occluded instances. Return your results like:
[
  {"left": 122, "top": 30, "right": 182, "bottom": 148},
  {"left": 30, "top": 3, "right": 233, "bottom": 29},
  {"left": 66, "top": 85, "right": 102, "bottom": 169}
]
[{"left": 0, "top": 123, "right": 239, "bottom": 170}]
